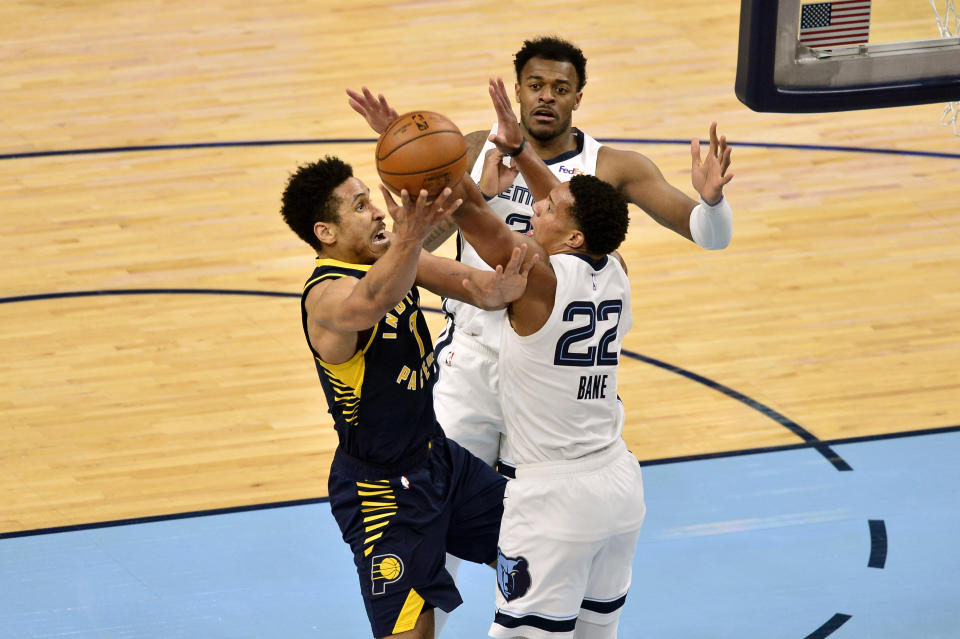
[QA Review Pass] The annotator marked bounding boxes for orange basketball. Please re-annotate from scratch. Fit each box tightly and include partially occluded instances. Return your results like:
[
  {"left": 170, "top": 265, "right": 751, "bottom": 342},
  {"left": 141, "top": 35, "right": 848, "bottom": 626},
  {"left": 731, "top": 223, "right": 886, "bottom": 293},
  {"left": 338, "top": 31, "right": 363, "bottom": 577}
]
[{"left": 376, "top": 111, "right": 468, "bottom": 198}]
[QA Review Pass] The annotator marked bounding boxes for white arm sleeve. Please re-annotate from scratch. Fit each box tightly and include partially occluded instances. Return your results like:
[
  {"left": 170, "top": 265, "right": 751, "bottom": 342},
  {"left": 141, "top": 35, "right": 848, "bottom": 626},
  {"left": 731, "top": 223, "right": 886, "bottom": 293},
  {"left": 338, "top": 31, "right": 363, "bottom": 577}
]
[{"left": 689, "top": 196, "right": 733, "bottom": 250}]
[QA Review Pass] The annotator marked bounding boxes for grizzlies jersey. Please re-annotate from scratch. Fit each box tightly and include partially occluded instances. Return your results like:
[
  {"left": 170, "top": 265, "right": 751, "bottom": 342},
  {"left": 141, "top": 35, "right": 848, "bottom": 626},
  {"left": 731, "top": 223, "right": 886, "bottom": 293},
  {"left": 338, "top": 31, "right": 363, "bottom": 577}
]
[
  {"left": 301, "top": 258, "right": 440, "bottom": 468},
  {"left": 441, "top": 125, "right": 603, "bottom": 347},
  {"left": 498, "top": 253, "right": 633, "bottom": 464}
]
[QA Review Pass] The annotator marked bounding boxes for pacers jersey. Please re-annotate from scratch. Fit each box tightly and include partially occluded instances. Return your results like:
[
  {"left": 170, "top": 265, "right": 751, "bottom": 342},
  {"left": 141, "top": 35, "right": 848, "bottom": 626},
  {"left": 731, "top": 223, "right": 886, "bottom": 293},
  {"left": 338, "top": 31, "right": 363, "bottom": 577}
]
[
  {"left": 498, "top": 253, "right": 633, "bottom": 464},
  {"left": 441, "top": 125, "right": 603, "bottom": 348},
  {"left": 301, "top": 257, "right": 440, "bottom": 468}
]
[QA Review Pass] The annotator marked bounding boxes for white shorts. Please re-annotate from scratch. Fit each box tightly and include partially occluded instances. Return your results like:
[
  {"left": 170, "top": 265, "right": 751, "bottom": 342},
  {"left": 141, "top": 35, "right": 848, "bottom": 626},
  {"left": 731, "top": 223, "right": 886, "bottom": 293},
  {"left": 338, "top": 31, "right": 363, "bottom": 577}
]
[
  {"left": 433, "top": 326, "right": 508, "bottom": 468},
  {"left": 489, "top": 442, "right": 646, "bottom": 639}
]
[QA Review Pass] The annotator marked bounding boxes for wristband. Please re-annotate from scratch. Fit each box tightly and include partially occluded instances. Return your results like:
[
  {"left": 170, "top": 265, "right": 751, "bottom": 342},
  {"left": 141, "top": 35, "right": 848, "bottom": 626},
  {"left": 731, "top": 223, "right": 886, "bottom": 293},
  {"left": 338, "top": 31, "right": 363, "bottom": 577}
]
[
  {"left": 689, "top": 195, "right": 733, "bottom": 250},
  {"left": 476, "top": 183, "right": 496, "bottom": 201},
  {"left": 506, "top": 138, "right": 527, "bottom": 157}
]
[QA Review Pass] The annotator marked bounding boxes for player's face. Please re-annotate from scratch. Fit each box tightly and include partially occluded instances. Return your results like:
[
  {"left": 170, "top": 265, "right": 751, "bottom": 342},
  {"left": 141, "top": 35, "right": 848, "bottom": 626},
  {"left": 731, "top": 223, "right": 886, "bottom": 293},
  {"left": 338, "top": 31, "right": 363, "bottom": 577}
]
[
  {"left": 515, "top": 57, "right": 583, "bottom": 142},
  {"left": 327, "top": 177, "right": 390, "bottom": 263},
  {"left": 530, "top": 183, "right": 578, "bottom": 253}
]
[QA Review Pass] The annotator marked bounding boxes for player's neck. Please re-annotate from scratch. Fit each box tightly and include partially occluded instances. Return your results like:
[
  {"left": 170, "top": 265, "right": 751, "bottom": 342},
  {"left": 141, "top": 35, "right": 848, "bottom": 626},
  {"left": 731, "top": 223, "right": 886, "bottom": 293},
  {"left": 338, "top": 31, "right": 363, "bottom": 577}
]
[
  {"left": 318, "top": 245, "right": 373, "bottom": 266},
  {"left": 523, "top": 126, "right": 578, "bottom": 161}
]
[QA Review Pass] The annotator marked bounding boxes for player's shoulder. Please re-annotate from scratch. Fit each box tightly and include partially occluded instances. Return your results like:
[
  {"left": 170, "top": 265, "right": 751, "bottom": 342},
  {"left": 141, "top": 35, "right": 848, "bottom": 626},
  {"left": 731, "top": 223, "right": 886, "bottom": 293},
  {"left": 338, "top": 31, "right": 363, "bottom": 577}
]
[
  {"left": 464, "top": 129, "right": 489, "bottom": 164},
  {"left": 596, "top": 144, "right": 659, "bottom": 185}
]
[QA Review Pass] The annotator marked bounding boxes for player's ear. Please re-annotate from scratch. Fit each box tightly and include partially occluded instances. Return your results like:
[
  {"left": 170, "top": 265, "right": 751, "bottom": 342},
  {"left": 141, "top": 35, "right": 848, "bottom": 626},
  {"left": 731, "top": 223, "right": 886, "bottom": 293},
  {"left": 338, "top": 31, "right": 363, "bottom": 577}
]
[
  {"left": 314, "top": 221, "right": 337, "bottom": 247},
  {"left": 515, "top": 82, "right": 521, "bottom": 103},
  {"left": 572, "top": 91, "right": 583, "bottom": 111},
  {"left": 566, "top": 228, "right": 586, "bottom": 250}
]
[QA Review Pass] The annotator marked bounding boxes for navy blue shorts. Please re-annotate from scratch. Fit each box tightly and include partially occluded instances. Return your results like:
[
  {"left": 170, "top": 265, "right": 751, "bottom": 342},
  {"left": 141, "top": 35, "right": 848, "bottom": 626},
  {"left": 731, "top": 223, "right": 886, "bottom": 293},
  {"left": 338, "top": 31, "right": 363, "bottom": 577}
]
[{"left": 328, "top": 436, "right": 506, "bottom": 638}]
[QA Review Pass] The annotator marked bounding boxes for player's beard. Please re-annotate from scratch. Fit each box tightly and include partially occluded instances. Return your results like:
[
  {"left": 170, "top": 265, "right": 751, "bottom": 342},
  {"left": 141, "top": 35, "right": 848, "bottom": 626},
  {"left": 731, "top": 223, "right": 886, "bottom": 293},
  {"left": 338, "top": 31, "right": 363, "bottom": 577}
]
[{"left": 520, "top": 110, "right": 573, "bottom": 143}]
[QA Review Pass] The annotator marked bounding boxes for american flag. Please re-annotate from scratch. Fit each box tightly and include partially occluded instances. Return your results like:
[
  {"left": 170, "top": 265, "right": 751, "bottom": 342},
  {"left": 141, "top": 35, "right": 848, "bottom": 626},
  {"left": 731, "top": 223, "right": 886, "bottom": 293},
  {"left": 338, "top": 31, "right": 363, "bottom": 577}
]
[{"left": 799, "top": 0, "right": 872, "bottom": 48}]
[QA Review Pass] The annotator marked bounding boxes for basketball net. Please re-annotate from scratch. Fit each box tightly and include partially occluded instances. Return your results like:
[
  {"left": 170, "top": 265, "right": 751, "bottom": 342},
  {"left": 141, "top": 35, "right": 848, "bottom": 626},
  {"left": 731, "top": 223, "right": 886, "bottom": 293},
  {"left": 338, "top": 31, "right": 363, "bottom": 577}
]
[{"left": 930, "top": 0, "right": 960, "bottom": 135}]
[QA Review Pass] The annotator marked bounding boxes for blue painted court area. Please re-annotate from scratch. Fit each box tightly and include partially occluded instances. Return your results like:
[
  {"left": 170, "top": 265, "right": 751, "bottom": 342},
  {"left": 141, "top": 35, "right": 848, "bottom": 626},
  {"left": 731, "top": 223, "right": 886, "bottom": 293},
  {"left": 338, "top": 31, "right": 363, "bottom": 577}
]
[{"left": 2, "top": 430, "right": 958, "bottom": 639}]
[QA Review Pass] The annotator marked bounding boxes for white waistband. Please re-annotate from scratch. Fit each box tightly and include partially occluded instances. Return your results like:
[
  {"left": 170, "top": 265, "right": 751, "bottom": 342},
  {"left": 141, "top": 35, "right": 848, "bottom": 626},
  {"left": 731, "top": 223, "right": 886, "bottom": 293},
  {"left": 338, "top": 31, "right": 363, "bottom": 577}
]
[
  {"left": 448, "top": 326, "right": 499, "bottom": 360},
  {"left": 514, "top": 439, "right": 629, "bottom": 480}
]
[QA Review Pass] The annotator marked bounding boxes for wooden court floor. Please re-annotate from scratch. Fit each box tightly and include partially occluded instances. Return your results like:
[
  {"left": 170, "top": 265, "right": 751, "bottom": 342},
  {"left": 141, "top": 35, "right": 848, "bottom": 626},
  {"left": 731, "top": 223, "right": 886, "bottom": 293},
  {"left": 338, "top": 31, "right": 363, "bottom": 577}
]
[{"left": 2, "top": 0, "right": 959, "bottom": 536}]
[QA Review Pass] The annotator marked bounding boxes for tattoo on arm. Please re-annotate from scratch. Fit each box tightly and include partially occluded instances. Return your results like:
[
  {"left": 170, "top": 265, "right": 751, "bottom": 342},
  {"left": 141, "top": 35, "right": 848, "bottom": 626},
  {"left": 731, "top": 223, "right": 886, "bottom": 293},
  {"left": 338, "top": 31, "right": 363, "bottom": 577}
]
[
  {"left": 422, "top": 217, "right": 458, "bottom": 252},
  {"left": 421, "top": 131, "right": 487, "bottom": 253}
]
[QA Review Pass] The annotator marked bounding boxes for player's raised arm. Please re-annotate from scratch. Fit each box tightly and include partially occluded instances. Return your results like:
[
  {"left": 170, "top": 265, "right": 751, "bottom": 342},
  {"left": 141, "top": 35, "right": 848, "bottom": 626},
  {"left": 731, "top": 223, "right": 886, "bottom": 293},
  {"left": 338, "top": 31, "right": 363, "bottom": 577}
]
[
  {"left": 484, "top": 77, "right": 560, "bottom": 203},
  {"left": 306, "top": 186, "right": 460, "bottom": 336},
  {"left": 598, "top": 122, "right": 733, "bottom": 249}
]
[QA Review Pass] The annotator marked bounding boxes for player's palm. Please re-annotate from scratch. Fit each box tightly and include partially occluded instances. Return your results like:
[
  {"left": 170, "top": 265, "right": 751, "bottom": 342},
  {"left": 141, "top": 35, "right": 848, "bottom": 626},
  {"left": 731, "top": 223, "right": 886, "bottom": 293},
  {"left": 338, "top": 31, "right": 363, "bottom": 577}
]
[
  {"left": 478, "top": 148, "right": 520, "bottom": 197},
  {"left": 691, "top": 122, "right": 734, "bottom": 205},
  {"left": 379, "top": 185, "right": 461, "bottom": 244},
  {"left": 488, "top": 77, "right": 525, "bottom": 154},
  {"left": 463, "top": 244, "right": 538, "bottom": 309},
  {"left": 346, "top": 87, "right": 399, "bottom": 135}
]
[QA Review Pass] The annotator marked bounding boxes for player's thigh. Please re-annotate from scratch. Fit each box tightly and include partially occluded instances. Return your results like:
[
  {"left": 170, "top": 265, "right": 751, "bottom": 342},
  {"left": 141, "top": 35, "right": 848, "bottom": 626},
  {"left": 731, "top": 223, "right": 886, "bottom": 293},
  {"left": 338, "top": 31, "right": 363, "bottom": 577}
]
[
  {"left": 433, "top": 341, "right": 503, "bottom": 465},
  {"left": 328, "top": 468, "right": 459, "bottom": 638},
  {"left": 492, "top": 519, "right": 598, "bottom": 638},
  {"left": 444, "top": 437, "right": 507, "bottom": 564},
  {"left": 576, "top": 527, "right": 643, "bottom": 634}
]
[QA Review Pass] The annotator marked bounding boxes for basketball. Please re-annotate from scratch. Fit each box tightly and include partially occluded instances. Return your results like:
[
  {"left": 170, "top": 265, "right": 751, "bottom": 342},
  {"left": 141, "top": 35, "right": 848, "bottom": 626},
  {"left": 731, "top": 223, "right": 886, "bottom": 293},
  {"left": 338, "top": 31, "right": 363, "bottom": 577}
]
[{"left": 376, "top": 111, "right": 468, "bottom": 198}]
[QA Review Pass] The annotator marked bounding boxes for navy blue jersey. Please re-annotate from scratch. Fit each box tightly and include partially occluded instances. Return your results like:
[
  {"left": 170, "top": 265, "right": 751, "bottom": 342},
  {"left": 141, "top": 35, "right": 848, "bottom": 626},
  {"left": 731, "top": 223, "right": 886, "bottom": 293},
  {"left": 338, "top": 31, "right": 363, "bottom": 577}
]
[{"left": 301, "top": 257, "right": 441, "bottom": 468}]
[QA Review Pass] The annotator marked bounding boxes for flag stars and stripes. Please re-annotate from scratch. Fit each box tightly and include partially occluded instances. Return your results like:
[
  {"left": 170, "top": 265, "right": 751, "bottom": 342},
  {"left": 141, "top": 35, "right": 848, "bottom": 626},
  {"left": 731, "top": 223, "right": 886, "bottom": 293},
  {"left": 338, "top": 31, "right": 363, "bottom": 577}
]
[{"left": 799, "top": 0, "right": 872, "bottom": 48}]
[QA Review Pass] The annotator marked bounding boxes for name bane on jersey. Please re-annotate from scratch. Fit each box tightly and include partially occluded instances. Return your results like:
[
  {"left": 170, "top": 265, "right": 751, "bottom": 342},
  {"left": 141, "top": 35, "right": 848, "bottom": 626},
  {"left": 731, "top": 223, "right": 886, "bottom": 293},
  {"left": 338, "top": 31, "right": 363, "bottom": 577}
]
[
  {"left": 577, "top": 374, "right": 608, "bottom": 399},
  {"left": 383, "top": 294, "right": 436, "bottom": 391}
]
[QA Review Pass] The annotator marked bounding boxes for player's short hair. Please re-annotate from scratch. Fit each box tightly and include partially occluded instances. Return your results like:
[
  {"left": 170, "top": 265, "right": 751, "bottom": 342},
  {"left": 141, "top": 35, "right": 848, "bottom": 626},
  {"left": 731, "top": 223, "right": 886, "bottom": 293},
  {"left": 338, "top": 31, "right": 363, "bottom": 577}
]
[
  {"left": 567, "top": 175, "right": 629, "bottom": 255},
  {"left": 281, "top": 156, "right": 353, "bottom": 252},
  {"left": 513, "top": 36, "right": 587, "bottom": 91}
]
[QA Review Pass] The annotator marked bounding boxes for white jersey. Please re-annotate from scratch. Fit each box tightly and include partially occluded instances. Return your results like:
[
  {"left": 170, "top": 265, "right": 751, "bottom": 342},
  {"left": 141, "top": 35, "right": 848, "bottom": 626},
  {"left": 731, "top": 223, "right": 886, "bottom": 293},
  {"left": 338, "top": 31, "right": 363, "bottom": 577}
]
[
  {"left": 499, "top": 253, "right": 633, "bottom": 465},
  {"left": 441, "top": 125, "right": 603, "bottom": 348}
]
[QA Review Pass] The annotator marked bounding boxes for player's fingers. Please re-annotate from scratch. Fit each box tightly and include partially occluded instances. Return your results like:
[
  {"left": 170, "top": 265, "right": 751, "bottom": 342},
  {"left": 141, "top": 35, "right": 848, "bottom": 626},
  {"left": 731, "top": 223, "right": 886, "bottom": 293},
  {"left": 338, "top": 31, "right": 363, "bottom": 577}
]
[
  {"left": 446, "top": 197, "right": 463, "bottom": 216},
  {"left": 348, "top": 99, "right": 365, "bottom": 116},
  {"left": 690, "top": 138, "right": 701, "bottom": 167},
  {"left": 503, "top": 245, "right": 523, "bottom": 273},
  {"left": 720, "top": 146, "right": 733, "bottom": 175},
  {"left": 496, "top": 78, "right": 511, "bottom": 107},
  {"left": 524, "top": 252, "right": 541, "bottom": 275},
  {"left": 415, "top": 189, "right": 430, "bottom": 213},
  {"left": 379, "top": 184, "right": 397, "bottom": 206},
  {"left": 433, "top": 186, "right": 453, "bottom": 209},
  {"left": 362, "top": 86, "right": 377, "bottom": 105},
  {"left": 709, "top": 122, "right": 719, "bottom": 156},
  {"left": 400, "top": 188, "right": 413, "bottom": 211}
]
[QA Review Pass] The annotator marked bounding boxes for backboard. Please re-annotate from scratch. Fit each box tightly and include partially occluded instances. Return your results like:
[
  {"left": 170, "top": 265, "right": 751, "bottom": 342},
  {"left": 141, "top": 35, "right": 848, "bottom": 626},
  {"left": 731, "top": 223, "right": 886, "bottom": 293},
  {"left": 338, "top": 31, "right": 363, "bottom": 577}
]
[{"left": 735, "top": 0, "right": 960, "bottom": 112}]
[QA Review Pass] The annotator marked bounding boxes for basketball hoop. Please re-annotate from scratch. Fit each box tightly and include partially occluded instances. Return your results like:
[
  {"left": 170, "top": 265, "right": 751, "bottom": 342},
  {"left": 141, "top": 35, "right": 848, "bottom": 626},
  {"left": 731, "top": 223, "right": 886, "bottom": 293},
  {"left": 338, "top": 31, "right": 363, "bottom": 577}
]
[{"left": 930, "top": 0, "right": 960, "bottom": 135}]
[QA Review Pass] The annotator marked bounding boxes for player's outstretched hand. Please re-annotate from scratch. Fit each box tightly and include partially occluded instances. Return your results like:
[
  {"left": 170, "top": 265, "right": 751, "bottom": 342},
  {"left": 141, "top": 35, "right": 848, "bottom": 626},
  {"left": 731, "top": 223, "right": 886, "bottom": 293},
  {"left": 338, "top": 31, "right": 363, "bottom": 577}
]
[
  {"left": 462, "top": 243, "right": 539, "bottom": 310},
  {"left": 379, "top": 185, "right": 462, "bottom": 246},
  {"left": 691, "top": 122, "right": 734, "bottom": 205},
  {"left": 487, "top": 77, "right": 525, "bottom": 155},
  {"left": 346, "top": 87, "right": 399, "bottom": 135}
]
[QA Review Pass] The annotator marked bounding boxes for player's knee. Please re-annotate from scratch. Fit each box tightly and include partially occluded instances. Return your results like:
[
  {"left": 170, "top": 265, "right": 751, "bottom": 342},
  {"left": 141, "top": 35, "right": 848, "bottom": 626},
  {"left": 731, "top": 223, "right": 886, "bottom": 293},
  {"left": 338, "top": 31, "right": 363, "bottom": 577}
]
[{"left": 574, "top": 616, "right": 619, "bottom": 639}]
